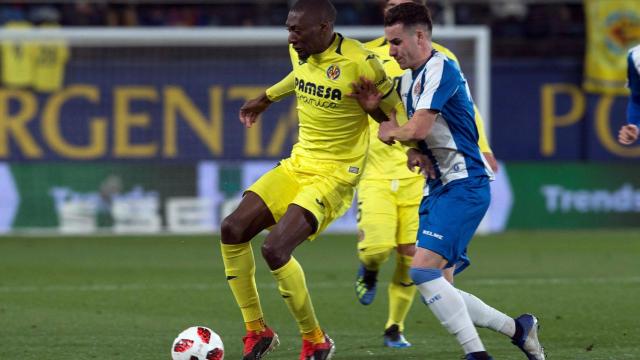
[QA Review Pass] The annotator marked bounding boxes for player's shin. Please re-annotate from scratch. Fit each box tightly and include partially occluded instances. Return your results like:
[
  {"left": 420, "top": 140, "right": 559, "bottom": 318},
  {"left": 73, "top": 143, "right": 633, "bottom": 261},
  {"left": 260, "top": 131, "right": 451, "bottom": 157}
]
[
  {"left": 271, "top": 257, "right": 324, "bottom": 344},
  {"left": 457, "top": 289, "right": 516, "bottom": 337},
  {"left": 410, "top": 268, "right": 486, "bottom": 354},
  {"left": 221, "top": 242, "right": 265, "bottom": 331},
  {"left": 386, "top": 254, "right": 416, "bottom": 331}
]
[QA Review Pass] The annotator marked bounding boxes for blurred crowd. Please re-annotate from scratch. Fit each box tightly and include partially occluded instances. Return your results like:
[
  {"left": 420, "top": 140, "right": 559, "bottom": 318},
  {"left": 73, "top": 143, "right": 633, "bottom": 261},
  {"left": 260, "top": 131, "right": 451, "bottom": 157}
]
[{"left": 1, "top": 1, "right": 585, "bottom": 58}]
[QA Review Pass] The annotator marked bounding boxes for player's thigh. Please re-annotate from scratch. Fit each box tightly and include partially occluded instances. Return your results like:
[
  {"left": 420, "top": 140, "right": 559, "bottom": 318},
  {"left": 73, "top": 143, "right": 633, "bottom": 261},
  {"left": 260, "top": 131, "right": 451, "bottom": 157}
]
[
  {"left": 246, "top": 162, "right": 300, "bottom": 222},
  {"left": 221, "top": 191, "right": 276, "bottom": 244},
  {"left": 396, "top": 177, "right": 423, "bottom": 246},
  {"left": 356, "top": 180, "right": 398, "bottom": 250},
  {"left": 416, "top": 177, "right": 490, "bottom": 265},
  {"left": 292, "top": 172, "right": 355, "bottom": 240}
]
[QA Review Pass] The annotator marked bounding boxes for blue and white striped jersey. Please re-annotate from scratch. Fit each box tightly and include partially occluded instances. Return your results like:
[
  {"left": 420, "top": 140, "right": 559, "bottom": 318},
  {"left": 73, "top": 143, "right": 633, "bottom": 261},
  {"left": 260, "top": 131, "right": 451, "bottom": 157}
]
[
  {"left": 398, "top": 50, "right": 493, "bottom": 194},
  {"left": 627, "top": 45, "right": 640, "bottom": 127}
]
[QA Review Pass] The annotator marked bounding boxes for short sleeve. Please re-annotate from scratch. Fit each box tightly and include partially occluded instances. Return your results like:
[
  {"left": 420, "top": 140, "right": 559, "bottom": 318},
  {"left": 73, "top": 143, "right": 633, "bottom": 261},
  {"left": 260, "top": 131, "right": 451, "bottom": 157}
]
[
  {"left": 266, "top": 71, "right": 295, "bottom": 102},
  {"left": 416, "top": 57, "right": 459, "bottom": 112}
]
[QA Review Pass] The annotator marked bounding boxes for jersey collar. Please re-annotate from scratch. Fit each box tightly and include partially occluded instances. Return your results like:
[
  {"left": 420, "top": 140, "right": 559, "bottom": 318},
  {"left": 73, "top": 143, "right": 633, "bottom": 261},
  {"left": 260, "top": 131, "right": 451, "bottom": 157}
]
[
  {"left": 411, "top": 49, "right": 437, "bottom": 79},
  {"left": 310, "top": 33, "right": 343, "bottom": 62}
]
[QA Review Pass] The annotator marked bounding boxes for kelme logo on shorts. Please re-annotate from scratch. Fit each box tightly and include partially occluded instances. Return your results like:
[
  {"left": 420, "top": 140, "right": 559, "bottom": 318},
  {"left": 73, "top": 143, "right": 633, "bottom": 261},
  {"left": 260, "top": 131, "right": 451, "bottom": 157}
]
[
  {"left": 348, "top": 166, "right": 359, "bottom": 174},
  {"left": 422, "top": 230, "right": 444, "bottom": 240},
  {"left": 326, "top": 64, "right": 341, "bottom": 80}
]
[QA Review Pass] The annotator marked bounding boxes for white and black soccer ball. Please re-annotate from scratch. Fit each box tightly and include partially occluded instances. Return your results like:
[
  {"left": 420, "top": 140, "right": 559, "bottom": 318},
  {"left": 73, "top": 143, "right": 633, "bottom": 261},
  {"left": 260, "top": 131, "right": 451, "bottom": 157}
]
[{"left": 171, "top": 326, "right": 224, "bottom": 360}]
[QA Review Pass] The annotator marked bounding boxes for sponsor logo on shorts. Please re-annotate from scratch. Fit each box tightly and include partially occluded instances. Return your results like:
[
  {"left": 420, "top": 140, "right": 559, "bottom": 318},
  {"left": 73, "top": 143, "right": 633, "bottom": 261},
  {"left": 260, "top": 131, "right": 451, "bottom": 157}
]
[
  {"left": 422, "top": 230, "right": 444, "bottom": 240},
  {"left": 348, "top": 166, "right": 359, "bottom": 174}
]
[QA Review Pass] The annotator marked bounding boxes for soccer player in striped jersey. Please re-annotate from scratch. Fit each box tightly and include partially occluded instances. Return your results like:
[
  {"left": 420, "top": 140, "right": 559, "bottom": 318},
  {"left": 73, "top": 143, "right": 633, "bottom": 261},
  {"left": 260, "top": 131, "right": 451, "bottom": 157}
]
[
  {"left": 220, "top": 1, "right": 405, "bottom": 359},
  {"left": 354, "top": 0, "right": 497, "bottom": 349},
  {"left": 619, "top": 44, "right": 640, "bottom": 145},
  {"left": 350, "top": 3, "right": 545, "bottom": 359}
]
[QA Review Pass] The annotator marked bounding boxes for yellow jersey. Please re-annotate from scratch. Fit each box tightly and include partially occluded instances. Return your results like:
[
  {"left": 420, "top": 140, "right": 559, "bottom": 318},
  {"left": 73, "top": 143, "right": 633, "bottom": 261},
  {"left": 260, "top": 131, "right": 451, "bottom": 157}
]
[
  {"left": 32, "top": 23, "right": 69, "bottom": 93},
  {"left": 266, "top": 34, "right": 403, "bottom": 185},
  {"left": 1, "top": 21, "right": 36, "bottom": 88},
  {"left": 362, "top": 36, "right": 493, "bottom": 180}
]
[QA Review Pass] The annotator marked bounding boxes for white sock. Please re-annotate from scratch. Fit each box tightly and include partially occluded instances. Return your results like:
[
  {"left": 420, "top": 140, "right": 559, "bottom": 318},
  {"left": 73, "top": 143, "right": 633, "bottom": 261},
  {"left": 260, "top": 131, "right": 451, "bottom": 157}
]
[
  {"left": 416, "top": 275, "right": 485, "bottom": 354},
  {"left": 458, "top": 289, "right": 516, "bottom": 338}
]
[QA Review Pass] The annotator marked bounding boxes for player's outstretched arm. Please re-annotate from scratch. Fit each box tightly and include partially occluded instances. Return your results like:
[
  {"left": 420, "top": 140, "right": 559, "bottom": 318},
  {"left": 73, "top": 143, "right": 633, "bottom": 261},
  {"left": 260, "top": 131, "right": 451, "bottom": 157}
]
[
  {"left": 239, "top": 92, "right": 272, "bottom": 128},
  {"left": 239, "top": 71, "right": 296, "bottom": 128},
  {"left": 618, "top": 124, "right": 639, "bottom": 145}
]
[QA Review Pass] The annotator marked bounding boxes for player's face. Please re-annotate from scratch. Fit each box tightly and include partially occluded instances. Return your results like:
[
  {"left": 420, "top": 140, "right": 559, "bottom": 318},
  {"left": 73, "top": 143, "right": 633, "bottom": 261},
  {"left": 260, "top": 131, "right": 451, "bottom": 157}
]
[
  {"left": 286, "top": 11, "right": 327, "bottom": 60},
  {"left": 384, "top": 0, "right": 414, "bottom": 16},
  {"left": 385, "top": 23, "right": 421, "bottom": 70}
]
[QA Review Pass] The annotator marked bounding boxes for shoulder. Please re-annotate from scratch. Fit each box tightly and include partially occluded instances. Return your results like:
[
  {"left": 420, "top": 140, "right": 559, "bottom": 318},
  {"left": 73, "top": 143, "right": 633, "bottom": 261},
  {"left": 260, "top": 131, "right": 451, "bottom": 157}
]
[
  {"left": 433, "top": 52, "right": 461, "bottom": 74},
  {"left": 432, "top": 41, "right": 460, "bottom": 64},
  {"left": 363, "top": 36, "right": 386, "bottom": 51},
  {"left": 337, "top": 35, "right": 377, "bottom": 63}
]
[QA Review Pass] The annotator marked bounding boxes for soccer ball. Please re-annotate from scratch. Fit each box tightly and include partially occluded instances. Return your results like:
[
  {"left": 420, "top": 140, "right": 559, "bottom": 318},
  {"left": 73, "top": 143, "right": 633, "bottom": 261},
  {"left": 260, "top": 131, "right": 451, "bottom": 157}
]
[{"left": 171, "top": 326, "right": 224, "bottom": 360}]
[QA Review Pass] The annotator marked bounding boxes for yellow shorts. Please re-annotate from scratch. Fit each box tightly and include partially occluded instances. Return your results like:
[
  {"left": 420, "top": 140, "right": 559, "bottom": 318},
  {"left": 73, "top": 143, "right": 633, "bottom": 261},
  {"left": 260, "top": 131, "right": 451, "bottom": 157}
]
[
  {"left": 247, "top": 156, "right": 356, "bottom": 240},
  {"left": 356, "top": 177, "right": 424, "bottom": 250}
]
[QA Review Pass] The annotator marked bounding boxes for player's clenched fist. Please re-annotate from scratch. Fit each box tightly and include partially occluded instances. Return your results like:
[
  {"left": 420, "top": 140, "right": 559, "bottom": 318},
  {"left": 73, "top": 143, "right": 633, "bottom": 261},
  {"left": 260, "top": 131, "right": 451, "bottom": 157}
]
[
  {"left": 618, "top": 124, "right": 639, "bottom": 145},
  {"left": 239, "top": 93, "right": 273, "bottom": 128}
]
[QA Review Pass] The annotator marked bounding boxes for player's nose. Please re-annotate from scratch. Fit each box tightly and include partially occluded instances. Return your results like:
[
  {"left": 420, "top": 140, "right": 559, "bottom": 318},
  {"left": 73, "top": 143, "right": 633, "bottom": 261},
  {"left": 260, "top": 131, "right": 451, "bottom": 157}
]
[{"left": 287, "top": 32, "right": 298, "bottom": 45}]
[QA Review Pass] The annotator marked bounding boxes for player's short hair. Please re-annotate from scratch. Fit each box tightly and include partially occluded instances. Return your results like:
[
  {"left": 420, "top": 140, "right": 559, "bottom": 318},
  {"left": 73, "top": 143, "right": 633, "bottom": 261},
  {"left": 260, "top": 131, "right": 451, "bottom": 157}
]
[
  {"left": 384, "top": 2, "right": 432, "bottom": 34},
  {"left": 291, "top": 0, "right": 337, "bottom": 24}
]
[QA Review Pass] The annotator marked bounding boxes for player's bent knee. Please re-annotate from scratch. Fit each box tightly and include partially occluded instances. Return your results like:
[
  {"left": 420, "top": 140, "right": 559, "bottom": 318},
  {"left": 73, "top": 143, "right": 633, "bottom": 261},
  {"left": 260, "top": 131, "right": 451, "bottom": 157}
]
[
  {"left": 260, "top": 241, "right": 290, "bottom": 269},
  {"left": 220, "top": 216, "right": 247, "bottom": 245}
]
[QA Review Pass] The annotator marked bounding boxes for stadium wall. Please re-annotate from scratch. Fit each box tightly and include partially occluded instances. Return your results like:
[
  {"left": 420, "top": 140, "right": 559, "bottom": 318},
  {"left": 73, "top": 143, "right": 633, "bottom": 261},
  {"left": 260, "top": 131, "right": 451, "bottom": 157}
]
[{"left": 0, "top": 57, "right": 638, "bottom": 233}]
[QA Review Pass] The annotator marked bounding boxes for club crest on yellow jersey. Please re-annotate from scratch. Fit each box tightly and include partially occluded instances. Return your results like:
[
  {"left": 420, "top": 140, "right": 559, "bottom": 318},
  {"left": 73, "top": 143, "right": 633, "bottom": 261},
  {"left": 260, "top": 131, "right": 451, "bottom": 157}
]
[{"left": 326, "top": 64, "right": 341, "bottom": 80}]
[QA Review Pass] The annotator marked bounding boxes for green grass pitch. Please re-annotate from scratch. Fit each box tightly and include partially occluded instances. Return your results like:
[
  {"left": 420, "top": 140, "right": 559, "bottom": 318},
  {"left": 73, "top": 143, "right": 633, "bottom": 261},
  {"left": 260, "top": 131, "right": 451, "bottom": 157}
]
[{"left": 1, "top": 231, "right": 639, "bottom": 359}]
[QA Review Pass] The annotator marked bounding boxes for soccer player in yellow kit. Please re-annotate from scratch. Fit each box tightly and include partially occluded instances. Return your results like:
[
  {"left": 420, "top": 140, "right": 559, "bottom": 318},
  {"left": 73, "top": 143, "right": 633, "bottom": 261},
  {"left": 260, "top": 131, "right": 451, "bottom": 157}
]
[
  {"left": 353, "top": 0, "right": 499, "bottom": 348},
  {"left": 220, "top": 1, "right": 405, "bottom": 359}
]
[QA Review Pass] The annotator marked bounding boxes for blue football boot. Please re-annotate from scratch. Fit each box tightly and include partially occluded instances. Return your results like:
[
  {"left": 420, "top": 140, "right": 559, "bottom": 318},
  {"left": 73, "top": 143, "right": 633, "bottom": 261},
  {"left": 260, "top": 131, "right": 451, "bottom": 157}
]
[
  {"left": 383, "top": 325, "right": 411, "bottom": 348},
  {"left": 512, "top": 314, "right": 546, "bottom": 360},
  {"left": 355, "top": 264, "right": 377, "bottom": 305}
]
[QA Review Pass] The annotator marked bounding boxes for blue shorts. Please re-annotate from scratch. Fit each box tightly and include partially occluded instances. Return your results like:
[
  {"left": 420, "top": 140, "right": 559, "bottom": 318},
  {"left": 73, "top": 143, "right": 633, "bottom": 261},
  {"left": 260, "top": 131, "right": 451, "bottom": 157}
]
[{"left": 416, "top": 176, "right": 490, "bottom": 275}]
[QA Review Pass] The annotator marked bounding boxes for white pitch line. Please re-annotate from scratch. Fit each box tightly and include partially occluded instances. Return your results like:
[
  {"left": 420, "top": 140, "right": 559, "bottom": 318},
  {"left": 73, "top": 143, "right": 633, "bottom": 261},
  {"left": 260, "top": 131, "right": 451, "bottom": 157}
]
[{"left": 0, "top": 276, "right": 639, "bottom": 294}]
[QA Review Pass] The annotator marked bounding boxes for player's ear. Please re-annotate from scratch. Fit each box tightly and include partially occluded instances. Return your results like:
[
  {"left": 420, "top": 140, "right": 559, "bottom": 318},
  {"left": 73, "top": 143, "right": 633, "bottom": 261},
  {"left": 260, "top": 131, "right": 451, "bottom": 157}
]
[{"left": 319, "top": 21, "right": 330, "bottom": 33}]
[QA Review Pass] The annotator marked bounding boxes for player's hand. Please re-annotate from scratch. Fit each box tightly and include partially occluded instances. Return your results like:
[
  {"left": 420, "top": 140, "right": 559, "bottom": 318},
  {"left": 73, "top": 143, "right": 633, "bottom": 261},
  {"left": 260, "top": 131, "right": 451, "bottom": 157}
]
[
  {"left": 378, "top": 109, "right": 398, "bottom": 145},
  {"left": 348, "top": 76, "right": 382, "bottom": 113},
  {"left": 618, "top": 124, "right": 639, "bottom": 145},
  {"left": 407, "top": 148, "right": 436, "bottom": 179},
  {"left": 239, "top": 93, "right": 272, "bottom": 128}
]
